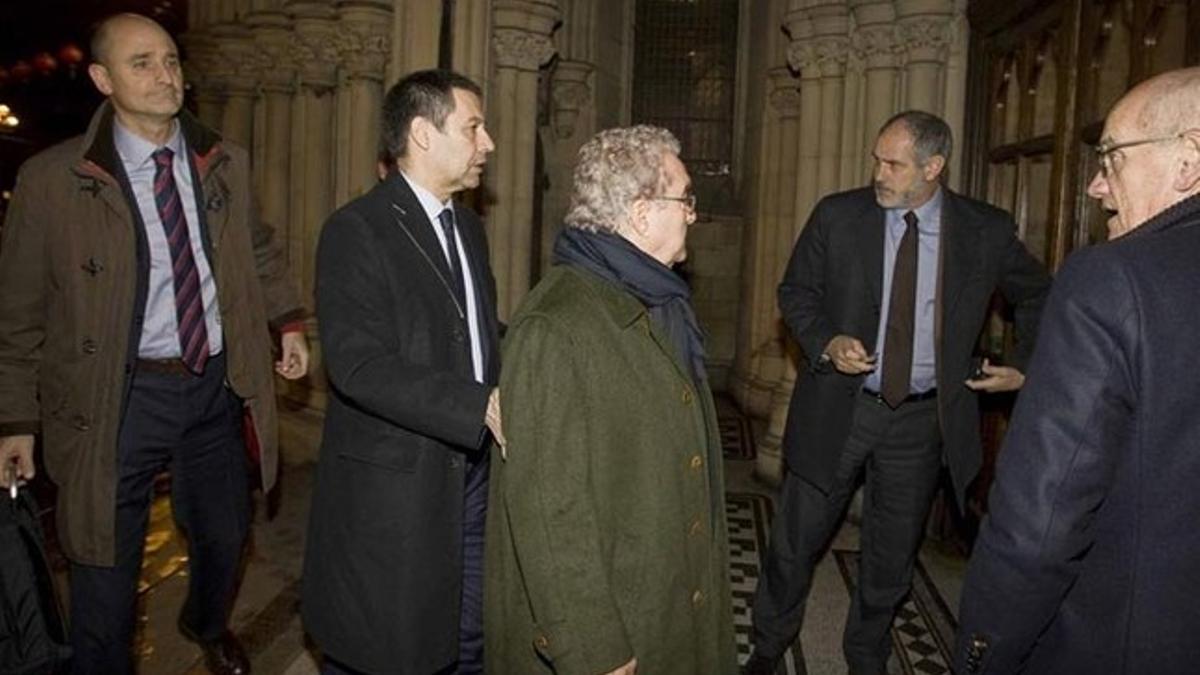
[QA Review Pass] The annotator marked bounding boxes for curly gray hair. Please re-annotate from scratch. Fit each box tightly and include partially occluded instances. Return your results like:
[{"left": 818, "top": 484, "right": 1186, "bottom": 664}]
[{"left": 564, "top": 125, "right": 682, "bottom": 233}]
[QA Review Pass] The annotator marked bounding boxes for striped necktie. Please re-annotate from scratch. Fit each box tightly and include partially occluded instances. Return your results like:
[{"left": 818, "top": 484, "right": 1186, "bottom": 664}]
[{"left": 152, "top": 147, "right": 209, "bottom": 374}]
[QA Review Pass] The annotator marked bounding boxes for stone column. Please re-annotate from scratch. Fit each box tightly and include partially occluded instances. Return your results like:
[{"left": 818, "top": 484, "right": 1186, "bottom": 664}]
[
  {"left": 247, "top": 9, "right": 296, "bottom": 268},
  {"left": 334, "top": 0, "right": 392, "bottom": 203},
  {"left": 851, "top": 0, "right": 901, "bottom": 182},
  {"left": 181, "top": 30, "right": 227, "bottom": 129},
  {"left": 488, "top": 0, "right": 560, "bottom": 319},
  {"left": 896, "top": 0, "right": 954, "bottom": 114},
  {"left": 288, "top": 0, "right": 339, "bottom": 303},
  {"left": 810, "top": 3, "right": 850, "bottom": 198},
  {"left": 453, "top": 0, "right": 493, "bottom": 87},
  {"left": 543, "top": 59, "right": 594, "bottom": 270},
  {"left": 211, "top": 25, "right": 260, "bottom": 149}
]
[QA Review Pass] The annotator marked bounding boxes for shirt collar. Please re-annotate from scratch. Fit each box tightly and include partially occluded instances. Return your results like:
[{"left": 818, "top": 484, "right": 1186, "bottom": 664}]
[
  {"left": 399, "top": 170, "right": 453, "bottom": 223},
  {"left": 112, "top": 117, "right": 184, "bottom": 169},
  {"left": 889, "top": 185, "right": 943, "bottom": 232}
]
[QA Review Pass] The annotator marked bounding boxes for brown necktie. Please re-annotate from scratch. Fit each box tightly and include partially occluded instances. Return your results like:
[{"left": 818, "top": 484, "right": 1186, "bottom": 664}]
[{"left": 880, "top": 210, "right": 918, "bottom": 408}]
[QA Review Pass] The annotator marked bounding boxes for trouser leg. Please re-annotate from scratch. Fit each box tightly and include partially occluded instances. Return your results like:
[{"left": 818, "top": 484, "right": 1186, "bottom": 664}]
[
  {"left": 457, "top": 452, "right": 489, "bottom": 674},
  {"left": 843, "top": 397, "right": 941, "bottom": 674},
  {"left": 750, "top": 412, "right": 875, "bottom": 660},
  {"left": 171, "top": 354, "right": 251, "bottom": 640}
]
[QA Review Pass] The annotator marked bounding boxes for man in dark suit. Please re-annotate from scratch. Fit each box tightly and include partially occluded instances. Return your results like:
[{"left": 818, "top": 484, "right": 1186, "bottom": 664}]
[
  {"left": 302, "top": 70, "right": 503, "bottom": 675},
  {"left": 0, "top": 13, "right": 307, "bottom": 675},
  {"left": 954, "top": 67, "right": 1200, "bottom": 675},
  {"left": 745, "top": 111, "right": 1050, "bottom": 675}
]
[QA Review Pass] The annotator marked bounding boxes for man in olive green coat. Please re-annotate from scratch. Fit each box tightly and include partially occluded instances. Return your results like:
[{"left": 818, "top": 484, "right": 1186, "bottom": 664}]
[{"left": 485, "top": 126, "right": 736, "bottom": 675}]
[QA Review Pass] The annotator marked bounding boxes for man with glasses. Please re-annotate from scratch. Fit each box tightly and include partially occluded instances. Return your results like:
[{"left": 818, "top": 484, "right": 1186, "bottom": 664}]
[
  {"left": 746, "top": 111, "right": 1050, "bottom": 675},
  {"left": 954, "top": 67, "right": 1200, "bottom": 675},
  {"left": 485, "top": 125, "right": 736, "bottom": 675}
]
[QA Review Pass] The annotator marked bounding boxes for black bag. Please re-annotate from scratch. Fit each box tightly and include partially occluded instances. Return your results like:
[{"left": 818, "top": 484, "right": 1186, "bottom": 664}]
[{"left": 0, "top": 484, "right": 72, "bottom": 674}]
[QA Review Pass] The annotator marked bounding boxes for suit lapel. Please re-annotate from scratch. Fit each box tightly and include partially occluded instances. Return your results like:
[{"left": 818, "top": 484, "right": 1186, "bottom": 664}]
[
  {"left": 939, "top": 191, "right": 976, "bottom": 324},
  {"left": 858, "top": 199, "right": 886, "bottom": 307},
  {"left": 386, "top": 175, "right": 456, "bottom": 282}
]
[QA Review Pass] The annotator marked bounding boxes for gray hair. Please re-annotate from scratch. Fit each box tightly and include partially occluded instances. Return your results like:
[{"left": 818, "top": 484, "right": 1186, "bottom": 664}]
[
  {"left": 882, "top": 110, "right": 953, "bottom": 166},
  {"left": 564, "top": 125, "right": 682, "bottom": 233}
]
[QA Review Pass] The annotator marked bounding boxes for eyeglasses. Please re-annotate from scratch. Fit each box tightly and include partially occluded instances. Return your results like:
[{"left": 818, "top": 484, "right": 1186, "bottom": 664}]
[
  {"left": 650, "top": 190, "right": 697, "bottom": 212},
  {"left": 1094, "top": 134, "right": 1182, "bottom": 176}
]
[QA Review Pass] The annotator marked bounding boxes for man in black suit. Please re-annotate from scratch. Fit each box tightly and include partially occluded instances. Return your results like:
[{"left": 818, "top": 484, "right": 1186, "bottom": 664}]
[
  {"left": 301, "top": 70, "right": 503, "bottom": 675},
  {"left": 955, "top": 67, "right": 1200, "bottom": 675},
  {"left": 745, "top": 111, "right": 1050, "bottom": 675}
]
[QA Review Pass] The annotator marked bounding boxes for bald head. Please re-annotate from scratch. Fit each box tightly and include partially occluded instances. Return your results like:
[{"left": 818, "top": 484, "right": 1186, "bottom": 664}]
[
  {"left": 91, "top": 13, "right": 172, "bottom": 66},
  {"left": 1087, "top": 67, "right": 1200, "bottom": 238},
  {"left": 1127, "top": 67, "right": 1200, "bottom": 138}
]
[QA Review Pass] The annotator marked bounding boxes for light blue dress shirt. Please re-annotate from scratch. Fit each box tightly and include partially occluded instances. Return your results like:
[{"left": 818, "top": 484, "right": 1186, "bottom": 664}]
[
  {"left": 400, "top": 171, "right": 484, "bottom": 384},
  {"left": 864, "top": 187, "right": 942, "bottom": 395},
  {"left": 114, "top": 119, "right": 223, "bottom": 359}
]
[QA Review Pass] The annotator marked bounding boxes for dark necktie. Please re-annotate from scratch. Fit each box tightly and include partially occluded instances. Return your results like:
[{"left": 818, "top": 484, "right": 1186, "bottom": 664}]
[
  {"left": 152, "top": 147, "right": 209, "bottom": 374},
  {"left": 437, "top": 207, "right": 468, "bottom": 312},
  {"left": 880, "top": 210, "right": 919, "bottom": 408}
]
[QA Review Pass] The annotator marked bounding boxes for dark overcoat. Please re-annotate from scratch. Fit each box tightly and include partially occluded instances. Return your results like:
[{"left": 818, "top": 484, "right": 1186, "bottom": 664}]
[
  {"left": 0, "top": 103, "right": 302, "bottom": 565},
  {"left": 778, "top": 187, "right": 1050, "bottom": 506},
  {"left": 955, "top": 194, "right": 1200, "bottom": 674},
  {"left": 301, "top": 174, "right": 499, "bottom": 673},
  {"left": 485, "top": 265, "right": 737, "bottom": 675}
]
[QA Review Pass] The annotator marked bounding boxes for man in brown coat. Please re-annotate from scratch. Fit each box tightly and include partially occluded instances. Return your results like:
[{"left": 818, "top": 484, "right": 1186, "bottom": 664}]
[{"left": 0, "top": 13, "right": 306, "bottom": 675}]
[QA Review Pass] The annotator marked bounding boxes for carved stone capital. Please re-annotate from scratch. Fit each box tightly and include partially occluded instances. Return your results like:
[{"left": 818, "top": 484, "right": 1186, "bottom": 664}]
[
  {"left": 768, "top": 67, "right": 800, "bottom": 115},
  {"left": 493, "top": 28, "right": 556, "bottom": 71},
  {"left": 898, "top": 17, "right": 952, "bottom": 62},
  {"left": 336, "top": 25, "right": 391, "bottom": 80},
  {"left": 336, "top": 2, "right": 392, "bottom": 81},
  {"left": 550, "top": 60, "right": 592, "bottom": 139},
  {"left": 853, "top": 24, "right": 901, "bottom": 69},
  {"left": 786, "top": 42, "right": 820, "bottom": 81},
  {"left": 813, "top": 36, "right": 850, "bottom": 77}
]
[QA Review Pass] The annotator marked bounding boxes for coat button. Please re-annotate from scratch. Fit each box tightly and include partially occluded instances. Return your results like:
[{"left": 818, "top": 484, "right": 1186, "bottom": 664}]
[
  {"left": 689, "top": 455, "right": 703, "bottom": 470},
  {"left": 82, "top": 338, "right": 98, "bottom": 355},
  {"left": 73, "top": 415, "right": 90, "bottom": 431},
  {"left": 691, "top": 590, "right": 704, "bottom": 607},
  {"left": 534, "top": 634, "right": 550, "bottom": 650},
  {"left": 681, "top": 388, "right": 693, "bottom": 404}
]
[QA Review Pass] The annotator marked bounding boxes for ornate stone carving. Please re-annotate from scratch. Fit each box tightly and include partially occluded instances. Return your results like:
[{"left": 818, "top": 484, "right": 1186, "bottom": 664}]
[
  {"left": 550, "top": 60, "right": 592, "bottom": 139},
  {"left": 898, "top": 18, "right": 952, "bottom": 61},
  {"left": 813, "top": 36, "right": 850, "bottom": 77},
  {"left": 336, "top": 26, "right": 391, "bottom": 80},
  {"left": 768, "top": 67, "right": 800, "bottom": 114},
  {"left": 493, "top": 28, "right": 556, "bottom": 71},
  {"left": 853, "top": 24, "right": 901, "bottom": 69},
  {"left": 786, "top": 42, "right": 820, "bottom": 80}
]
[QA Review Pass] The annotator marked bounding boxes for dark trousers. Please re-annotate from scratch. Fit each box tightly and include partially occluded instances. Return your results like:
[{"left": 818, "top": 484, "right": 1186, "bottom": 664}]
[
  {"left": 752, "top": 391, "right": 941, "bottom": 675},
  {"left": 68, "top": 353, "right": 250, "bottom": 675},
  {"left": 457, "top": 451, "right": 488, "bottom": 674}
]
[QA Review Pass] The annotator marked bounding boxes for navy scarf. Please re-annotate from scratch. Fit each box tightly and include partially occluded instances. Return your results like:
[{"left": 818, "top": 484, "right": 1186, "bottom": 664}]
[{"left": 553, "top": 227, "right": 708, "bottom": 384}]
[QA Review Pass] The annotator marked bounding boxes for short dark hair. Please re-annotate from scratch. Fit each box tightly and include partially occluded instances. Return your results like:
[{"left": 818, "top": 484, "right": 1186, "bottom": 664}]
[
  {"left": 881, "top": 110, "right": 953, "bottom": 165},
  {"left": 380, "top": 69, "right": 484, "bottom": 160}
]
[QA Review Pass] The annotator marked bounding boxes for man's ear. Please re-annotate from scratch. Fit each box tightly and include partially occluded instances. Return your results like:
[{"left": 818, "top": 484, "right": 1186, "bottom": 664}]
[
  {"left": 923, "top": 154, "right": 946, "bottom": 182},
  {"left": 409, "top": 116, "right": 433, "bottom": 153},
  {"left": 88, "top": 63, "right": 113, "bottom": 97},
  {"left": 1173, "top": 129, "right": 1200, "bottom": 193}
]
